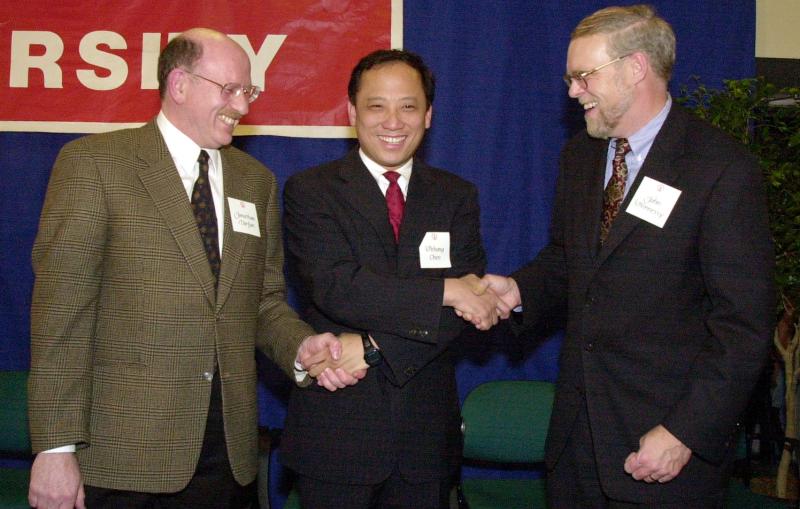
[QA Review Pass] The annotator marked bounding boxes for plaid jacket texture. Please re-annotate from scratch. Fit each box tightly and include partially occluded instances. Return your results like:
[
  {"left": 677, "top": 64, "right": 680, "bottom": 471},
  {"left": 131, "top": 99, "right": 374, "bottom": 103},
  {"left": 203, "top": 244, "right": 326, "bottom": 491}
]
[{"left": 29, "top": 121, "right": 314, "bottom": 492}]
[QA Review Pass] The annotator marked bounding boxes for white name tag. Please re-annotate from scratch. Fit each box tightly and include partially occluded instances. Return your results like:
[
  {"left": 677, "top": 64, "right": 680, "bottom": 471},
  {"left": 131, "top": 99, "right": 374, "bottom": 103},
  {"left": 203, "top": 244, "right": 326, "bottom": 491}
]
[
  {"left": 227, "top": 197, "right": 261, "bottom": 237},
  {"left": 625, "top": 176, "right": 681, "bottom": 228},
  {"left": 419, "top": 232, "right": 451, "bottom": 269}
]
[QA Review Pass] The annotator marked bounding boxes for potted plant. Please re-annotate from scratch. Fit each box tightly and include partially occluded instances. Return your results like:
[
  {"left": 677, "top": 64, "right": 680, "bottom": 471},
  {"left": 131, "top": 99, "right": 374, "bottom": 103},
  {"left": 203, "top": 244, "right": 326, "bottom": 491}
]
[{"left": 680, "top": 77, "right": 800, "bottom": 498}]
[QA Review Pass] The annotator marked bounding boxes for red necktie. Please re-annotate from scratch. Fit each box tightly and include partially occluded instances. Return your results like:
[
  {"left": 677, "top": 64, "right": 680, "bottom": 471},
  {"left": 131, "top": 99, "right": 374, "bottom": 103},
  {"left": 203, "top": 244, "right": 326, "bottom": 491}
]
[
  {"left": 600, "top": 138, "right": 631, "bottom": 244},
  {"left": 383, "top": 171, "right": 405, "bottom": 243}
]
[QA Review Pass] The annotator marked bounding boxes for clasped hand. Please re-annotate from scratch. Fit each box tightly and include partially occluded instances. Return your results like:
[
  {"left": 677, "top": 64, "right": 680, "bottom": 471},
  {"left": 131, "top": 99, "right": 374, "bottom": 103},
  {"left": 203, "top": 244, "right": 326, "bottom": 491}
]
[
  {"left": 297, "top": 332, "right": 368, "bottom": 391},
  {"left": 448, "top": 274, "right": 522, "bottom": 329}
]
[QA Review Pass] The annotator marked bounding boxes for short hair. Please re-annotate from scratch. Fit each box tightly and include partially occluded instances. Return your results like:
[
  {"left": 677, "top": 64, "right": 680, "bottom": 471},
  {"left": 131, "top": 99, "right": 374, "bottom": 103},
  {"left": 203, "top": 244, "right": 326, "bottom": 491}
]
[
  {"left": 157, "top": 35, "right": 203, "bottom": 99},
  {"left": 572, "top": 4, "right": 675, "bottom": 81},
  {"left": 348, "top": 49, "right": 435, "bottom": 107}
]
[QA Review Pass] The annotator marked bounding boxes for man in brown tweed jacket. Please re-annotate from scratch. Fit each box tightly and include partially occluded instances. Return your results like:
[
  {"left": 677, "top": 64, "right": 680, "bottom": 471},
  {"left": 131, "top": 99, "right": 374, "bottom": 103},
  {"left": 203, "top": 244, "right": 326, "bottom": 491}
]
[{"left": 27, "top": 28, "right": 359, "bottom": 509}]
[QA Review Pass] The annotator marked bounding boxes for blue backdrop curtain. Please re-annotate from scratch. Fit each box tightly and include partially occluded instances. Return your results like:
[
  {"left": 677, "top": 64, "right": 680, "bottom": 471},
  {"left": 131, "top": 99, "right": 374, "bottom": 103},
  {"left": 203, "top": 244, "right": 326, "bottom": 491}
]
[{"left": 0, "top": 0, "right": 755, "bottom": 506}]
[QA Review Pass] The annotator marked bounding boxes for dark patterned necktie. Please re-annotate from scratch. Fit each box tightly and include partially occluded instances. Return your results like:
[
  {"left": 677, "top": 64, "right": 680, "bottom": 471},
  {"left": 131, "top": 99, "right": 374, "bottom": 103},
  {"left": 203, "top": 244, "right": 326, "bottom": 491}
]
[
  {"left": 383, "top": 171, "right": 405, "bottom": 243},
  {"left": 192, "top": 150, "right": 220, "bottom": 284},
  {"left": 600, "top": 138, "right": 631, "bottom": 244}
]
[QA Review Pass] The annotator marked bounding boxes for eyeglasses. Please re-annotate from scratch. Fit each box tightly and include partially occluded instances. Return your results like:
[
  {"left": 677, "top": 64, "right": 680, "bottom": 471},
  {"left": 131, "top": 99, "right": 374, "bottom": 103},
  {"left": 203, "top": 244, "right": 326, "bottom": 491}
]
[
  {"left": 184, "top": 70, "right": 261, "bottom": 103},
  {"left": 563, "top": 54, "right": 630, "bottom": 90}
]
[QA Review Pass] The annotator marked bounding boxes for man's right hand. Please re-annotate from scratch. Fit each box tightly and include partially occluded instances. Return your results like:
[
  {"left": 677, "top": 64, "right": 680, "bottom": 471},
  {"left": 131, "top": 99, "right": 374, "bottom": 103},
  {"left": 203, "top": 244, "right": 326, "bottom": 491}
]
[
  {"left": 444, "top": 274, "right": 500, "bottom": 330},
  {"left": 297, "top": 333, "right": 366, "bottom": 391},
  {"left": 308, "top": 333, "right": 369, "bottom": 387},
  {"left": 29, "top": 452, "right": 85, "bottom": 509}
]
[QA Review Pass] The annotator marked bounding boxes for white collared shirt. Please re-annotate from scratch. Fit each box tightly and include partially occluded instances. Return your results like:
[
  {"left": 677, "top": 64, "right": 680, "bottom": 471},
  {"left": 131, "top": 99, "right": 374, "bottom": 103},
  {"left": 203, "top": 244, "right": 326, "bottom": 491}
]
[
  {"left": 358, "top": 148, "right": 413, "bottom": 198},
  {"left": 157, "top": 111, "right": 225, "bottom": 253},
  {"left": 605, "top": 94, "right": 672, "bottom": 197}
]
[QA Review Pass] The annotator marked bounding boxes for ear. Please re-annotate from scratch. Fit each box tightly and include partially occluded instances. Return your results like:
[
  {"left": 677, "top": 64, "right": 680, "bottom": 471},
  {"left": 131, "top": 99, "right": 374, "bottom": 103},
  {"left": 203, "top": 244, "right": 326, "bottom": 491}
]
[
  {"left": 627, "top": 52, "right": 649, "bottom": 85},
  {"left": 424, "top": 105, "right": 432, "bottom": 129},
  {"left": 167, "top": 68, "right": 189, "bottom": 105},
  {"left": 347, "top": 101, "right": 357, "bottom": 126}
]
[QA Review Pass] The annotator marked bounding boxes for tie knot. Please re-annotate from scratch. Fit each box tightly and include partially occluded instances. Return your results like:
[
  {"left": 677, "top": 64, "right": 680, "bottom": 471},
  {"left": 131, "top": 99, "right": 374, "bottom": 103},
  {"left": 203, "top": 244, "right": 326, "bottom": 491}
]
[
  {"left": 614, "top": 138, "right": 631, "bottom": 157},
  {"left": 197, "top": 150, "right": 210, "bottom": 176},
  {"left": 383, "top": 171, "right": 401, "bottom": 184}
]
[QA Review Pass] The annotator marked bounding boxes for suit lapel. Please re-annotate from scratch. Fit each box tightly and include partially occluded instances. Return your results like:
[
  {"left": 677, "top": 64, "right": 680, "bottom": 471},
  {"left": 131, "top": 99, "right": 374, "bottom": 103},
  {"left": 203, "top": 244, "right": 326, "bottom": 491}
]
[
  {"left": 215, "top": 148, "right": 248, "bottom": 311},
  {"left": 580, "top": 138, "right": 609, "bottom": 257},
  {"left": 135, "top": 122, "right": 217, "bottom": 307},
  {"left": 397, "top": 162, "right": 437, "bottom": 274},
  {"left": 597, "top": 106, "right": 688, "bottom": 263},
  {"left": 338, "top": 150, "right": 398, "bottom": 259}
]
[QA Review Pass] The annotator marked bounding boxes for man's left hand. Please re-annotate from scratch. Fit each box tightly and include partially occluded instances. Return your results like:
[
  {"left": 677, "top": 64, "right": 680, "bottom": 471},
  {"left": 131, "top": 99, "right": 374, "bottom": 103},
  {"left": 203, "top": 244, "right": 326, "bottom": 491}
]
[
  {"left": 297, "top": 333, "right": 365, "bottom": 391},
  {"left": 297, "top": 332, "right": 367, "bottom": 391},
  {"left": 624, "top": 425, "right": 691, "bottom": 484}
]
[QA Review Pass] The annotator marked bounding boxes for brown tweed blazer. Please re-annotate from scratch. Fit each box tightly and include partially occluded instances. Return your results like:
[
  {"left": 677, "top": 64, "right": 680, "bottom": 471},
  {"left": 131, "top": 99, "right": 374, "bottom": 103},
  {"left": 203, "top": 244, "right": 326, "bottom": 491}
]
[{"left": 28, "top": 120, "right": 314, "bottom": 493}]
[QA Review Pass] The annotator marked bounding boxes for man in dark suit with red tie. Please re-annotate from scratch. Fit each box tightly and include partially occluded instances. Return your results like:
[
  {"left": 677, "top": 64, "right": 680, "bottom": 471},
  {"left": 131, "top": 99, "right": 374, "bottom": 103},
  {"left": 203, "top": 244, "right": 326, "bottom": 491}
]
[
  {"left": 482, "top": 5, "right": 775, "bottom": 508},
  {"left": 281, "top": 49, "right": 499, "bottom": 508}
]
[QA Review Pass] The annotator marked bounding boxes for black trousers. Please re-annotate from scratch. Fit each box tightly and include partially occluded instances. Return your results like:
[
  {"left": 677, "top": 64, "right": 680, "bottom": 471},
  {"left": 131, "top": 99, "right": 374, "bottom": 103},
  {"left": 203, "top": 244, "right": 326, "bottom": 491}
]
[
  {"left": 295, "top": 468, "right": 452, "bottom": 509},
  {"left": 84, "top": 373, "right": 255, "bottom": 509},
  {"left": 547, "top": 400, "right": 724, "bottom": 509}
]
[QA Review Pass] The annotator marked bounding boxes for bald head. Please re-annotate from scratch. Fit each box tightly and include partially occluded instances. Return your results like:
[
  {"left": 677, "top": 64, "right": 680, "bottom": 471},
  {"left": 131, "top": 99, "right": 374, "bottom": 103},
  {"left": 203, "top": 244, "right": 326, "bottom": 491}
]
[
  {"left": 157, "top": 27, "right": 254, "bottom": 148},
  {"left": 157, "top": 28, "right": 247, "bottom": 99}
]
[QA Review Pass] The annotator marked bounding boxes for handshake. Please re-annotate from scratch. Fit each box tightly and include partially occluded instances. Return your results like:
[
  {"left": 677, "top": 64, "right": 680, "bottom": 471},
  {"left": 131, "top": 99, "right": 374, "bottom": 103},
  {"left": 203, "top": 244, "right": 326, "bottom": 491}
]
[
  {"left": 445, "top": 273, "right": 522, "bottom": 331},
  {"left": 296, "top": 273, "right": 522, "bottom": 391}
]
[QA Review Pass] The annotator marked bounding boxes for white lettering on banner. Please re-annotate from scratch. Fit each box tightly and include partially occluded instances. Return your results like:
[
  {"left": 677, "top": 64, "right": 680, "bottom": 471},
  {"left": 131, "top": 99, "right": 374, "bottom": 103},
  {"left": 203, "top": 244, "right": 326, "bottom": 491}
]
[
  {"left": 9, "top": 31, "right": 286, "bottom": 92},
  {"left": 229, "top": 34, "right": 287, "bottom": 90},
  {"left": 10, "top": 31, "right": 64, "bottom": 88},
  {"left": 141, "top": 33, "right": 181, "bottom": 89},
  {"left": 77, "top": 31, "right": 128, "bottom": 91},
  {"left": 140, "top": 33, "right": 162, "bottom": 90}
]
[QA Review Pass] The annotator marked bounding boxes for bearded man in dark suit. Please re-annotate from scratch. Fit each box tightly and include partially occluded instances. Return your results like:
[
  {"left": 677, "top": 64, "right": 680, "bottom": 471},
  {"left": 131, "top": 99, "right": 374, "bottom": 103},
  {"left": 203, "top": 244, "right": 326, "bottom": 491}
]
[
  {"left": 281, "top": 49, "right": 499, "bottom": 509},
  {"left": 27, "top": 28, "right": 354, "bottom": 509},
  {"left": 482, "top": 5, "right": 775, "bottom": 508}
]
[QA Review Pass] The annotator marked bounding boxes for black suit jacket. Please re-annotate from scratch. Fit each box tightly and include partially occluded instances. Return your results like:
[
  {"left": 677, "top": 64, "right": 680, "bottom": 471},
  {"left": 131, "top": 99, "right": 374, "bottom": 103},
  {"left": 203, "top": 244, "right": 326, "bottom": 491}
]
[
  {"left": 280, "top": 149, "right": 486, "bottom": 484},
  {"left": 512, "top": 106, "right": 774, "bottom": 502}
]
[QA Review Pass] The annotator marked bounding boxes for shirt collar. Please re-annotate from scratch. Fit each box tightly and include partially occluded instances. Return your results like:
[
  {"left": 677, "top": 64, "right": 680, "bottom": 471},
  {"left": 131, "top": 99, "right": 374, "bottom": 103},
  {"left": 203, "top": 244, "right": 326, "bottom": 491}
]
[
  {"left": 156, "top": 111, "right": 221, "bottom": 174},
  {"left": 358, "top": 148, "right": 413, "bottom": 183},
  {"left": 619, "top": 94, "right": 672, "bottom": 158}
]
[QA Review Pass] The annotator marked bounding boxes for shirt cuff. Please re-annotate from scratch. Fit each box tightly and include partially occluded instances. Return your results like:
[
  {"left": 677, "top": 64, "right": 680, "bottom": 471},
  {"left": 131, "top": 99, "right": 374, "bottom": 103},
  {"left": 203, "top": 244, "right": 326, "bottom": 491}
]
[
  {"left": 42, "top": 444, "right": 76, "bottom": 453},
  {"left": 294, "top": 359, "right": 308, "bottom": 383}
]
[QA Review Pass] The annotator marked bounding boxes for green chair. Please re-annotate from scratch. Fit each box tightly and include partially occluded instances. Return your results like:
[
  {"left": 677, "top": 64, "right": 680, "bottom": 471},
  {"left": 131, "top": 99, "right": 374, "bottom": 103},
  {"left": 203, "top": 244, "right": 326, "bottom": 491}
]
[
  {"left": 0, "top": 370, "right": 32, "bottom": 509},
  {"left": 282, "top": 488, "right": 301, "bottom": 509},
  {"left": 459, "top": 380, "right": 554, "bottom": 509},
  {"left": 459, "top": 380, "right": 792, "bottom": 509}
]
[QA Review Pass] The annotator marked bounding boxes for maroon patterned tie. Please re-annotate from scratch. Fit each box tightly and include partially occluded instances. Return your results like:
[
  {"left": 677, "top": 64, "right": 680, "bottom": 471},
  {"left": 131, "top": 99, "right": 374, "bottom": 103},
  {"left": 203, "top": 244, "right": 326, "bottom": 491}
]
[
  {"left": 192, "top": 150, "right": 220, "bottom": 285},
  {"left": 600, "top": 138, "right": 631, "bottom": 244},
  {"left": 383, "top": 171, "right": 405, "bottom": 243}
]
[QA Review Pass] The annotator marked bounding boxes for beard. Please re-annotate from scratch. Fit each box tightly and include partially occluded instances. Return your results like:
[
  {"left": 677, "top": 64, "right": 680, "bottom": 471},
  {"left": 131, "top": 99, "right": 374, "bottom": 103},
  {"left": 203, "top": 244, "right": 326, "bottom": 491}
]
[{"left": 584, "top": 79, "right": 633, "bottom": 139}]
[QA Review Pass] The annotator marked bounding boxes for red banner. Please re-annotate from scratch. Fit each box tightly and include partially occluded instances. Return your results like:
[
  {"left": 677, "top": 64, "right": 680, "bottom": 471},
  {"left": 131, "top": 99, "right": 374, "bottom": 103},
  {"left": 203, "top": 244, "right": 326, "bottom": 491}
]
[{"left": 0, "top": 1, "right": 401, "bottom": 136}]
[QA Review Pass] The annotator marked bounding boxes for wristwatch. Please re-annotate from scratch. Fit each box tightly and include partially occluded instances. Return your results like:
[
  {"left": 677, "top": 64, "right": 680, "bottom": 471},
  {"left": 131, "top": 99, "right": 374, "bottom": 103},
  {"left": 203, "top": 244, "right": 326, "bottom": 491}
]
[{"left": 361, "top": 332, "right": 382, "bottom": 367}]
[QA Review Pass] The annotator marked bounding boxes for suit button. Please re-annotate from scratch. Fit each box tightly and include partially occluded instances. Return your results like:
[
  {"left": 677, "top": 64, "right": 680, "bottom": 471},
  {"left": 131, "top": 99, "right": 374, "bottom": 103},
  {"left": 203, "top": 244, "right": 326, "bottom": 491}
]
[
  {"left": 584, "top": 342, "right": 594, "bottom": 351},
  {"left": 405, "top": 366, "right": 417, "bottom": 376},
  {"left": 202, "top": 371, "right": 214, "bottom": 382}
]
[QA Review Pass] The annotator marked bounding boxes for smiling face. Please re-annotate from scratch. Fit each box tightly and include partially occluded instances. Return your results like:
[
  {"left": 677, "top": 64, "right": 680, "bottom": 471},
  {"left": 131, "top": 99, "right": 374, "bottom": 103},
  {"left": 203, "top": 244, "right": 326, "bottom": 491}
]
[
  {"left": 348, "top": 61, "right": 432, "bottom": 170},
  {"left": 566, "top": 34, "right": 633, "bottom": 139},
  {"left": 169, "top": 32, "right": 252, "bottom": 149}
]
